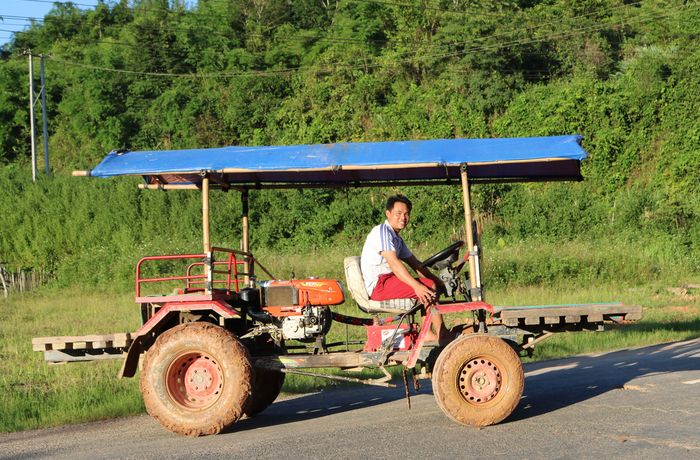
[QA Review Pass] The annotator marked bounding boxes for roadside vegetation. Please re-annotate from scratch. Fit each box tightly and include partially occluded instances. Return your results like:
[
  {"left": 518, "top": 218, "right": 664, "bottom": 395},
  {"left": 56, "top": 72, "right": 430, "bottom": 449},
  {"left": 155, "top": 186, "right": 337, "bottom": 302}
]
[{"left": 0, "top": 0, "right": 698, "bottom": 433}]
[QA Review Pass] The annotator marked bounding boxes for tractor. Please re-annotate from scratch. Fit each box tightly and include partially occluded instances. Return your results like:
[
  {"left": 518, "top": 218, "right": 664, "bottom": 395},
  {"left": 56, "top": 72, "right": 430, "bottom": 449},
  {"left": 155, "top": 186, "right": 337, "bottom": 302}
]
[{"left": 34, "top": 136, "right": 641, "bottom": 436}]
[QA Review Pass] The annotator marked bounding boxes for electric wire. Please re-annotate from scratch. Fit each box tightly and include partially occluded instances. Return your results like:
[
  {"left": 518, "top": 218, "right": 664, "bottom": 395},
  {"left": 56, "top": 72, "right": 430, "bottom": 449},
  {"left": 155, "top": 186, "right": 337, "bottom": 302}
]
[
  {"left": 5, "top": 0, "right": 652, "bottom": 55},
  {"left": 37, "top": 3, "right": 691, "bottom": 81},
  {"left": 6, "top": 0, "right": 692, "bottom": 82},
  {"left": 6, "top": 0, "right": 652, "bottom": 54}
]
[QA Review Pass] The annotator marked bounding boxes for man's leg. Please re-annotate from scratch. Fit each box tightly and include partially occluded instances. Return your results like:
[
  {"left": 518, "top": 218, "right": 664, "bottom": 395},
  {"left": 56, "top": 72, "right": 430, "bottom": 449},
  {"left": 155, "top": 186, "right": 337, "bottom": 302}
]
[
  {"left": 371, "top": 274, "right": 451, "bottom": 342},
  {"left": 430, "top": 311, "right": 449, "bottom": 340},
  {"left": 370, "top": 273, "right": 434, "bottom": 300}
]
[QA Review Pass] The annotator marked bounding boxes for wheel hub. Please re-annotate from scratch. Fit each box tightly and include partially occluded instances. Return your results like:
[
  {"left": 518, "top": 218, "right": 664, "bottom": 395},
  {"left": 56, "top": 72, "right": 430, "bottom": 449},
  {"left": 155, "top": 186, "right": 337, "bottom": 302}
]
[
  {"left": 458, "top": 358, "right": 501, "bottom": 404},
  {"left": 166, "top": 352, "right": 223, "bottom": 410}
]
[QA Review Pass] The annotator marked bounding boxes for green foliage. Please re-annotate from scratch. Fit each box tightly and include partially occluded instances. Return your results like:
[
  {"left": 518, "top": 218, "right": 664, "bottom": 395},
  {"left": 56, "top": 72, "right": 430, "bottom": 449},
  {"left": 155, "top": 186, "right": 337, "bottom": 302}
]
[{"left": 0, "top": 0, "right": 697, "bottom": 288}]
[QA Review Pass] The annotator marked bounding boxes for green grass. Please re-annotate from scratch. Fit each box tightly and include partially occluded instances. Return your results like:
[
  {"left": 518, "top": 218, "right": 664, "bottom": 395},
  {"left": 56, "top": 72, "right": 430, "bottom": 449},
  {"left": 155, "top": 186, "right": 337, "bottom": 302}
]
[
  {"left": 0, "top": 288, "right": 143, "bottom": 433},
  {"left": 1, "top": 244, "right": 699, "bottom": 433}
]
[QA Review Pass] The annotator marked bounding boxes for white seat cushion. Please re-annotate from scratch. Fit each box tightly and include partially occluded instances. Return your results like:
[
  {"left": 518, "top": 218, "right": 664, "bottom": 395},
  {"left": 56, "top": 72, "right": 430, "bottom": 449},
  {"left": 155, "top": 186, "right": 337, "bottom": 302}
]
[{"left": 343, "top": 256, "right": 417, "bottom": 314}]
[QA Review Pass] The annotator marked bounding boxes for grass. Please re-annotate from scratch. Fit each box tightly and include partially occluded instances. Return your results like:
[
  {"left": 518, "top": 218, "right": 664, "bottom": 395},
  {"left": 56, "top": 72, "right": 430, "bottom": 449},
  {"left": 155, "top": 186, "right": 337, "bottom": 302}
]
[
  {"left": 1, "top": 244, "right": 699, "bottom": 433},
  {"left": 0, "top": 288, "right": 143, "bottom": 433}
]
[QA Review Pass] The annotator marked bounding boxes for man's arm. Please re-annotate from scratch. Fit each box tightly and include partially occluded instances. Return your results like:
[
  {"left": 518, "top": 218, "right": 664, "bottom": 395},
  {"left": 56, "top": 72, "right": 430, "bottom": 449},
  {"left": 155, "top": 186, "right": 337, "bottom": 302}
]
[
  {"left": 404, "top": 255, "right": 445, "bottom": 292},
  {"left": 382, "top": 250, "right": 436, "bottom": 306}
]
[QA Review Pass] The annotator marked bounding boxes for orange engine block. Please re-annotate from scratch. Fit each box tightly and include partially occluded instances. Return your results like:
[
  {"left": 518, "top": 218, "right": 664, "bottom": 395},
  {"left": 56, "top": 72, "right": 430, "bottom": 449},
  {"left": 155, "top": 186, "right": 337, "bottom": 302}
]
[{"left": 262, "top": 279, "right": 344, "bottom": 308}]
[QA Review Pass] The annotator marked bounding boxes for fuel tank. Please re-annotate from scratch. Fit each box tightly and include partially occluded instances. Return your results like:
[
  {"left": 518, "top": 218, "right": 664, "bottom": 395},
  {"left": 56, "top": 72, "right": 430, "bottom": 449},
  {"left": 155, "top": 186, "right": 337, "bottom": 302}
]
[{"left": 262, "top": 279, "right": 344, "bottom": 307}]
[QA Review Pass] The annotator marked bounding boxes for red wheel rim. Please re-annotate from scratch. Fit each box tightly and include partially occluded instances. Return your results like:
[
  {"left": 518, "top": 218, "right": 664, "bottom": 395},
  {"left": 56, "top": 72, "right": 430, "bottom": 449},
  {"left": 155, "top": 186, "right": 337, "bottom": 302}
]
[
  {"left": 458, "top": 357, "right": 501, "bottom": 404},
  {"left": 166, "top": 352, "right": 223, "bottom": 410}
]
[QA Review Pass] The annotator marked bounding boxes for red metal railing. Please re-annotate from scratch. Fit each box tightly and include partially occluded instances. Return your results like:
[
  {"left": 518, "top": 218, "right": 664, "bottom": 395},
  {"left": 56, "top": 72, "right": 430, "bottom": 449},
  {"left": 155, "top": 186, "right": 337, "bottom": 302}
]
[
  {"left": 135, "top": 248, "right": 252, "bottom": 298},
  {"left": 186, "top": 260, "right": 246, "bottom": 293}
]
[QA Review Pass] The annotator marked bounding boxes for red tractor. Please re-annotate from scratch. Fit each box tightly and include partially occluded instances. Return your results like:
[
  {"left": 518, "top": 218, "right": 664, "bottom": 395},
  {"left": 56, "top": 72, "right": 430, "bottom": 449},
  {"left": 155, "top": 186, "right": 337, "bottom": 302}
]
[{"left": 34, "top": 137, "right": 641, "bottom": 436}]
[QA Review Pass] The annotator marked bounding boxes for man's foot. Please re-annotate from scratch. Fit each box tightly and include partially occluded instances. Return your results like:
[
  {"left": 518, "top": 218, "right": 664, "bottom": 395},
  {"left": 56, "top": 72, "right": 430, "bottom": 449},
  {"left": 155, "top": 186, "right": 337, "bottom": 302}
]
[
  {"left": 422, "top": 330, "right": 457, "bottom": 346},
  {"left": 423, "top": 331, "right": 439, "bottom": 343}
]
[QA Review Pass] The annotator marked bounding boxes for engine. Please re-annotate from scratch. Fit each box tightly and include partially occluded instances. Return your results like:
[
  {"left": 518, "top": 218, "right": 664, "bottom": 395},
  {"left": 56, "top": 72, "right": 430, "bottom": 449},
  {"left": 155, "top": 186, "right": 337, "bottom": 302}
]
[
  {"left": 241, "top": 278, "right": 343, "bottom": 342},
  {"left": 279, "top": 306, "right": 332, "bottom": 340}
]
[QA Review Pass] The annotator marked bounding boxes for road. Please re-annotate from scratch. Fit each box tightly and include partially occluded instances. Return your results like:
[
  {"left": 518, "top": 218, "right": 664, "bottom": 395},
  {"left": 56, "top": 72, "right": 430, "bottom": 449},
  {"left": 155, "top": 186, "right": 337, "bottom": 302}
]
[{"left": 2, "top": 338, "right": 699, "bottom": 459}]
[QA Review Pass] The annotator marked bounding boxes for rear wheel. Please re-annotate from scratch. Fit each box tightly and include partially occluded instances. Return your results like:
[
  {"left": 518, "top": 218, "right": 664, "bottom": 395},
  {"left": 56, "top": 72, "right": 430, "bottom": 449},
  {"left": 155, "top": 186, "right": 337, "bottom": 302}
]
[
  {"left": 246, "top": 368, "right": 285, "bottom": 416},
  {"left": 432, "top": 334, "right": 523, "bottom": 427},
  {"left": 246, "top": 334, "right": 285, "bottom": 417},
  {"left": 141, "top": 322, "right": 253, "bottom": 436}
]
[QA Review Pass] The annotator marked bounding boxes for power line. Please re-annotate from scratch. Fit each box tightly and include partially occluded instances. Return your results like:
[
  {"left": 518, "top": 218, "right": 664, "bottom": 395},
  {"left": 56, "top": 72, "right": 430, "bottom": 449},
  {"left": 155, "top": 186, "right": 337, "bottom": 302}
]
[
  {"left": 0, "top": 14, "right": 45, "bottom": 22},
  {"left": 349, "top": 0, "right": 510, "bottom": 16},
  {"left": 5, "top": 0, "right": 654, "bottom": 58},
  {"left": 9, "top": 0, "right": 693, "bottom": 81},
  {"left": 39, "top": 3, "right": 692, "bottom": 81},
  {"left": 18, "top": 0, "right": 101, "bottom": 8},
  {"left": 45, "top": 54, "right": 296, "bottom": 78},
  {"left": 5, "top": 0, "right": 651, "bottom": 56}
]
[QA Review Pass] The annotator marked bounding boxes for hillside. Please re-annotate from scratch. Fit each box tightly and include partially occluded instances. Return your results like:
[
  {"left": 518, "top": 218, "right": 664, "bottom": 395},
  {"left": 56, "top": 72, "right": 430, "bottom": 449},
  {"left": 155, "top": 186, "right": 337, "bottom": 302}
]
[{"left": 0, "top": 0, "right": 698, "bottom": 288}]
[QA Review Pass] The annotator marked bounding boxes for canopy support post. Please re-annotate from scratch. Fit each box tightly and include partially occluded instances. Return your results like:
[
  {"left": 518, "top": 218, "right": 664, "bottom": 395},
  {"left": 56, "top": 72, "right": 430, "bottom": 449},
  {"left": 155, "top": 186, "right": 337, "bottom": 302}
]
[
  {"left": 202, "top": 174, "right": 210, "bottom": 253},
  {"left": 241, "top": 188, "right": 251, "bottom": 285},
  {"left": 460, "top": 164, "right": 481, "bottom": 301}
]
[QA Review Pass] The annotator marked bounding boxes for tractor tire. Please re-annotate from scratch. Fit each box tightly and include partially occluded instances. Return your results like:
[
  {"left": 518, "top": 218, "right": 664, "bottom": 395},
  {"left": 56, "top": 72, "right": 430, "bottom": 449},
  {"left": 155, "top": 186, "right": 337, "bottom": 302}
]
[
  {"left": 140, "top": 322, "right": 253, "bottom": 436},
  {"left": 245, "top": 334, "right": 285, "bottom": 417},
  {"left": 432, "top": 334, "right": 524, "bottom": 427},
  {"left": 246, "top": 368, "right": 285, "bottom": 417}
]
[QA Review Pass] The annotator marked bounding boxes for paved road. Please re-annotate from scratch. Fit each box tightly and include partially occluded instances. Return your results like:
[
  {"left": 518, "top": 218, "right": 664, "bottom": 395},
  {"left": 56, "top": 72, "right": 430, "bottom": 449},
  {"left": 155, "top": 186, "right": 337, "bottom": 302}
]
[{"left": 2, "top": 338, "right": 699, "bottom": 459}]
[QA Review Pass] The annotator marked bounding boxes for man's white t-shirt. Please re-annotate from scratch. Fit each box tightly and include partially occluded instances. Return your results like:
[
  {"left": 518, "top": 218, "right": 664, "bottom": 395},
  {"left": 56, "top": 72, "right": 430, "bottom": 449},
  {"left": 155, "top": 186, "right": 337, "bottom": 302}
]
[{"left": 360, "top": 220, "right": 413, "bottom": 295}]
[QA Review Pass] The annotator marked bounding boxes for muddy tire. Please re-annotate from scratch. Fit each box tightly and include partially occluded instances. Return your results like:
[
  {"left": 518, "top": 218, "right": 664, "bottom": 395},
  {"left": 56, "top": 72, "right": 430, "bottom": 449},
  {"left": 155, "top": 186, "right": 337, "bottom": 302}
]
[
  {"left": 246, "top": 368, "right": 285, "bottom": 416},
  {"left": 432, "top": 334, "right": 524, "bottom": 427},
  {"left": 245, "top": 334, "right": 285, "bottom": 417},
  {"left": 140, "top": 322, "right": 253, "bottom": 436}
]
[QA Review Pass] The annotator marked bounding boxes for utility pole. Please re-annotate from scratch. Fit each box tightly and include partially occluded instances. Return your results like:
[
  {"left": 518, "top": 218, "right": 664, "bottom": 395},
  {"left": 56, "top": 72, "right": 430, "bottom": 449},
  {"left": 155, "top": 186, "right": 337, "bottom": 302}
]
[
  {"left": 40, "top": 54, "right": 50, "bottom": 177},
  {"left": 27, "top": 50, "right": 37, "bottom": 182}
]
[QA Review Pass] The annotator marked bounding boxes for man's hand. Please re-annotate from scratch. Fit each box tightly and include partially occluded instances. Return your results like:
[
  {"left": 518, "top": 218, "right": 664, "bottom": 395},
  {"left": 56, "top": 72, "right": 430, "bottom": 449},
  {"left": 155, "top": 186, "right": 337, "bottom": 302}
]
[
  {"left": 413, "top": 282, "right": 437, "bottom": 306},
  {"left": 406, "top": 255, "right": 445, "bottom": 296}
]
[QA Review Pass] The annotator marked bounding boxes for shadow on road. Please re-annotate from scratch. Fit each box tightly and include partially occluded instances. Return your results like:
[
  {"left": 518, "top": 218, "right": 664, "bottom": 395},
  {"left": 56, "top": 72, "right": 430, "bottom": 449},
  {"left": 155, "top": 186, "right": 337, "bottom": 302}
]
[
  {"left": 223, "top": 381, "right": 410, "bottom": 434},
  {"left": 224, "top": 337, "right": 700, "bottom": 434},
  {"left": 510, "top": 337, "right": 700, "bottom": 422}
]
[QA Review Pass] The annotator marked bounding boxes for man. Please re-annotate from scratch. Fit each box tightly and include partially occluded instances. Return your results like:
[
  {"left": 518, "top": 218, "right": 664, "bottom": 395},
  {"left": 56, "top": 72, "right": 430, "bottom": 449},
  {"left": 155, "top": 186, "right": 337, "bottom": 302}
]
[{"left": 361, "top": 194, "right": 451, "bottom": 343}]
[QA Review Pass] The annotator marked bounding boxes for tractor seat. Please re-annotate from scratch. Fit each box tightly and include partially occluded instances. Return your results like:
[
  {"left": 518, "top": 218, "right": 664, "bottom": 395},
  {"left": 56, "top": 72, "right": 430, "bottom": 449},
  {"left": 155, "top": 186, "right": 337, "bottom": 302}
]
[{"left": 343, "top": 256, "right": 417, "bottom": 314}]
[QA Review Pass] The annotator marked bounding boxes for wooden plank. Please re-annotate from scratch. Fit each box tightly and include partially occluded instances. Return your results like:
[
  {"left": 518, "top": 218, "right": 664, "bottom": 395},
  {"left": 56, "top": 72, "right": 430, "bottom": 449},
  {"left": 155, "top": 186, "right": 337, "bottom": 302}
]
[
  {"left": 496, "top": 303, "right": 643, "bottom": 324},
  {"left": 587, "top": 314, "right": 604, "bottom": 322},
  {"left": 619, "top": 305, "right": 643, "bottom": 321},
  {"left": 524, "top": 317, "right": 541, "bottom": 326},
  {"left": 32, "top": 333, "right": 132, "bottom": 352},
  {"left": 565, "top": 315, "right": 580, "bottom": 323},
  {"left": 44, "top": 349, "right": 126, "bottom": 363},
  {"left": 544, "top": 316, "right": 560, "bottom": 324}
]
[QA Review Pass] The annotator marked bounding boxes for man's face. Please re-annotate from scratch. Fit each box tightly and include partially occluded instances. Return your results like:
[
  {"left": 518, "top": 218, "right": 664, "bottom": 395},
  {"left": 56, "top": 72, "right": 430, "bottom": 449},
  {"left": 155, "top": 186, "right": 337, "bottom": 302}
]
[{"left": 385, "top": 202, "right": 410, "bottom": 233}]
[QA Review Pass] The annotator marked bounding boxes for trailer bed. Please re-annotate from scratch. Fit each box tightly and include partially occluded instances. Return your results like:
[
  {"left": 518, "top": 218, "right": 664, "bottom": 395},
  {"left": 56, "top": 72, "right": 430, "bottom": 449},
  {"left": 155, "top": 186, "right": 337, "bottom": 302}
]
[
  {"left": 32, "top": 333, "right": 132, "bottom": 363},
  {"left": 494, "top": 302, "right": 642, "bottom": 327}
]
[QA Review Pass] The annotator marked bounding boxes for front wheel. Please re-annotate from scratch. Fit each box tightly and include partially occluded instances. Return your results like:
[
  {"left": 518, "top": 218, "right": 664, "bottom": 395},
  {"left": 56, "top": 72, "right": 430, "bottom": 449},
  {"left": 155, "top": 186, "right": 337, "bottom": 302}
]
[
  {"left": 432, "top": 334, "right": 524, "bottom": 427},
  {"left": 140, "top": 322, "right": 254, "bottom": 436}
]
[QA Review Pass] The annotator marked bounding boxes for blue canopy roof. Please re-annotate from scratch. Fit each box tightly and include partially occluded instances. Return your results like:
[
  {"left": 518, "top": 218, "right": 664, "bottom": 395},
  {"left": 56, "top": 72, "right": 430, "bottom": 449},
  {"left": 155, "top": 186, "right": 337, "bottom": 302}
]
[{"left": 87, "top": 135, "right": 587, "bottom": 188}]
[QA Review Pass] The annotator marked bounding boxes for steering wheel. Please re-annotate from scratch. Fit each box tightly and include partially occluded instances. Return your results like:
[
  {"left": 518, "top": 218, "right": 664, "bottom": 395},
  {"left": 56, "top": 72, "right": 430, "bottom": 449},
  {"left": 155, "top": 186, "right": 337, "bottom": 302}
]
[{"left": 421, "top": 241, "right": 465, "bottom": 269}]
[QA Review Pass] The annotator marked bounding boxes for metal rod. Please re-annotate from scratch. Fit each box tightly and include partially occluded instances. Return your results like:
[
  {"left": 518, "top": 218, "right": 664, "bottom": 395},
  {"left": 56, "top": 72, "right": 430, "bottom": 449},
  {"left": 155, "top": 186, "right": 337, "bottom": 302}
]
[
  {"left": 40, "top": 55, "right": 49, "bottom": 177},
  {"left": 28, "top": 51, "right": 37, "bottom": 182},
  {"left": 522, "top": 331, "right": 555, "bottom": 349},
  {"left": 135, "top": 176, "right": 578, "bottom": 191},
  {"left": 205, "top": 250, "right": 213, "bottom": 295},
  {"left": 460, "top": 164, "right": 478, "bottom": 293},
  {"left": 252, "top": 257, "right": 275, "bottom": 279},
  {"left": 202, "top": 175, "right": 210, "bottom": 252},
  {"left": 280, "top": 368, "right": 396, "bottom": 388},
  {"left": 241, "top": 189, "right": 250, "bottom": 285}
]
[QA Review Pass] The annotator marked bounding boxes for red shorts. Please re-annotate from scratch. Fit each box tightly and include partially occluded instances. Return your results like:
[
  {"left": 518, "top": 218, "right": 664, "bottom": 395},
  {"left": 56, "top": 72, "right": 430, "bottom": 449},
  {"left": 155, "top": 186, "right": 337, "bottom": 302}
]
[{"left": 370, "top": 273, "right": 436, "bottom": 301}]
